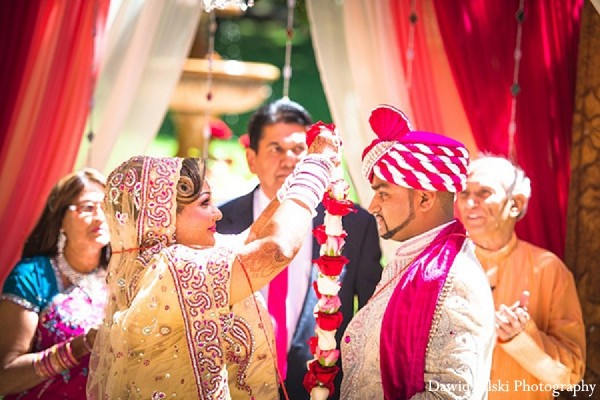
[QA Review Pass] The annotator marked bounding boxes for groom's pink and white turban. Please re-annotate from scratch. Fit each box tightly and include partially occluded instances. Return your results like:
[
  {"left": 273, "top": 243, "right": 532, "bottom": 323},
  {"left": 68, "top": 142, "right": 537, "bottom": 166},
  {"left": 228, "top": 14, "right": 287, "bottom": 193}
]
[{"left": 361, "top": 105, "right": 469, "bottom": 193}]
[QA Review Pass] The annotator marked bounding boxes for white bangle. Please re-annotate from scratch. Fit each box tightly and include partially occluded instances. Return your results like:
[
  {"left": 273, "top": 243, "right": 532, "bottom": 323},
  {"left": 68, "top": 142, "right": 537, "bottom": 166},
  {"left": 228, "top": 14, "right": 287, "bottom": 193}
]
[
  {"left": 277, "top": 155, "right": 333, "bottom": 215},
  {"left": 277, "top": 154, "right": 335, "bottom": 201},
  {"left": 303, "top": 154, "right": 335, "bottom": 176}
]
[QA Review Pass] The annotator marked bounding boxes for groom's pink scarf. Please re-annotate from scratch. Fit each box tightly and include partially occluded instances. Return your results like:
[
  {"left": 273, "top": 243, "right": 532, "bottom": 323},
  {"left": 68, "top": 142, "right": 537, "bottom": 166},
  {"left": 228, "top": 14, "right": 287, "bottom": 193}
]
[{"left": 380, "top": 220, "right": 467, "bottom": 399}]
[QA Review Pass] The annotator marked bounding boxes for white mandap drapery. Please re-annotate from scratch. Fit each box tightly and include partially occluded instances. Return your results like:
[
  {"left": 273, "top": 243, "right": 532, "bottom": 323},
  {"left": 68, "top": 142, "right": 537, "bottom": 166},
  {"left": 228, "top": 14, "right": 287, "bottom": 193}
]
[{"left": 76, "top": 0, "right": 204, "bottom": 175}]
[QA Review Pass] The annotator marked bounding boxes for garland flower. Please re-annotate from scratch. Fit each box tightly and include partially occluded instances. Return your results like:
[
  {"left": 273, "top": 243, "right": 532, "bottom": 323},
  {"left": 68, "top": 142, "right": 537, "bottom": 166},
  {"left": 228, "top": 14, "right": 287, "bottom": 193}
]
[{"left": 302, "top": 122, "right": 356, "bottom": 400}]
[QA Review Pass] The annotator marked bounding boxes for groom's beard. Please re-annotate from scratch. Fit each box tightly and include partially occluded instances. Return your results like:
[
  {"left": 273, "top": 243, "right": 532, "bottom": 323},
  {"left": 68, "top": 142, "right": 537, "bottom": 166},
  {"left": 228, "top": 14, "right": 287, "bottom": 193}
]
[{"left": 381, "top": 199, "right": 415, "bottom": 240}]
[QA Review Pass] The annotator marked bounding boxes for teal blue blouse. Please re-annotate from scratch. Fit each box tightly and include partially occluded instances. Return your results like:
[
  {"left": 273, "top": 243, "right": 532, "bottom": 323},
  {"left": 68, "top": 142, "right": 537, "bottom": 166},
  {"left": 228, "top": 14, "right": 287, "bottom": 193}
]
[{"left": 1, "top": 255, "right": 60, "bottom": 313}]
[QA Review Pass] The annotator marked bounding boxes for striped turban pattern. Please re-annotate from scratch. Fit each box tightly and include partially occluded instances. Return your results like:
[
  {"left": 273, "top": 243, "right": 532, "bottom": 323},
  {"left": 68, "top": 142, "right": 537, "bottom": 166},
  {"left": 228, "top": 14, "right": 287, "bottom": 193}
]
[{"left": 361, "top": 105, "right": 469, "bottom": 193}]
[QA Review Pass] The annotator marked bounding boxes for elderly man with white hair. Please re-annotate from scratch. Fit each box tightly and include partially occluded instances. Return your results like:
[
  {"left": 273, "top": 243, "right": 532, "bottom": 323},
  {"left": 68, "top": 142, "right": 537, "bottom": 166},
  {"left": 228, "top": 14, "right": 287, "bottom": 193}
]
[{"left": 456, "top": 155, "right": 586, "bottom": 400}]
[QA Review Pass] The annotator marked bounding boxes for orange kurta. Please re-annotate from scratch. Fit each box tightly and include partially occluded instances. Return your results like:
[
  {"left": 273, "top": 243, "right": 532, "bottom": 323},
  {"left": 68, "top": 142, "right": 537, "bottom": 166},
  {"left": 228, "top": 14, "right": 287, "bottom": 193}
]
[{"left": 476, "top": 234, "right": 586, "bottom": 400}]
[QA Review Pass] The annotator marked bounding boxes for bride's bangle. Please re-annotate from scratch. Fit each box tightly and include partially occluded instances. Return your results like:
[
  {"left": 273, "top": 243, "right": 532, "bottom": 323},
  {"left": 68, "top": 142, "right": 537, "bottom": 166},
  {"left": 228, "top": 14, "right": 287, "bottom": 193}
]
[{"left": 277, "top": 155, "right": 334, "bottom": 215}]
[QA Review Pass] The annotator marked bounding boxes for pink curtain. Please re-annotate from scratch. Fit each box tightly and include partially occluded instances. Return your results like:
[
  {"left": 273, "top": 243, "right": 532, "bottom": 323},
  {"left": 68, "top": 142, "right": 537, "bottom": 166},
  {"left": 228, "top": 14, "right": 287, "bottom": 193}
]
[
  {"left": 430, "top": 0, "right": 583, "bottom": 258},
  {"left": 387, "top": 0, "right": 478, "bottom": 155},
  {"left": 0, "top": 0, "right": 109, "bottom": 285}
]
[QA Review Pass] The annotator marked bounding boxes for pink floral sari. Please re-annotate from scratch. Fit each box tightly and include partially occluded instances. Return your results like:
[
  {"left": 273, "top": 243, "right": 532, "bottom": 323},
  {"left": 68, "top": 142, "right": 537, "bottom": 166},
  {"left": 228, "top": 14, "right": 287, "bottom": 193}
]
[{"left": 4, "top": 274, "right": 106, "bottom": 400}]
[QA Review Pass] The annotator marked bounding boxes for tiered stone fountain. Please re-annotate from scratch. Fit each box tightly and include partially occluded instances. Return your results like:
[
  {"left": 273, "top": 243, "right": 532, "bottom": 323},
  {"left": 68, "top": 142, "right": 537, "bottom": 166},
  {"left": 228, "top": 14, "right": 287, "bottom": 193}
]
[{"left": 169, "top": 57, "right": 279, "bottom": 157}]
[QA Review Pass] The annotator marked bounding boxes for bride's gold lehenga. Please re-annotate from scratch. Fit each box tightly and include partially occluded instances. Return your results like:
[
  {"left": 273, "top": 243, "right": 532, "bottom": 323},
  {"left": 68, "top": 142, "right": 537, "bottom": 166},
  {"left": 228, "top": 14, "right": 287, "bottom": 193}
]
[{"left": 87, "top": 156, "right": 278, "bottom": 399}]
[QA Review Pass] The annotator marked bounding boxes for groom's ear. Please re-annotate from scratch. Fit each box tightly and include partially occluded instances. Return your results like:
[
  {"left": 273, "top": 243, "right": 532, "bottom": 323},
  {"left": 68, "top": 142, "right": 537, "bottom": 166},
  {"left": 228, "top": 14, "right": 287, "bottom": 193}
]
[{"left": 417, "top": 190, "right": 435, "bottom": 211}]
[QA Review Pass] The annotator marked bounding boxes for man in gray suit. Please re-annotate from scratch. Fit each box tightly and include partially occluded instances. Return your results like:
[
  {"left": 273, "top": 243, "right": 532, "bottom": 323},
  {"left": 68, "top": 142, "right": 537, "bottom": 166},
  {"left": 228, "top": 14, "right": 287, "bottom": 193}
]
[{"left": 217, "top": 98, "right": 382, "bottom": 399}]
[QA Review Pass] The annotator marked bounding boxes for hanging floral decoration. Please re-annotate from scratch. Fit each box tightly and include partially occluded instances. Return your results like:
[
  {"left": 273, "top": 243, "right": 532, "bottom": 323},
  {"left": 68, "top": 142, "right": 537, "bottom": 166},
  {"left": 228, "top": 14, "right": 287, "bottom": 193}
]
[{"left": 302, "top": 122, "right": 356, "bottom": 400}]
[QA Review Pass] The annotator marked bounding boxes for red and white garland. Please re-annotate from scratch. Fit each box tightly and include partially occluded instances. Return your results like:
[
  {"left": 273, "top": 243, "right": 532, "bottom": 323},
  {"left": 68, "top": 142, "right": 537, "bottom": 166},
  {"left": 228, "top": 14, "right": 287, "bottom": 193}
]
[{"left": 302, "top": 122, "right": 356, "bottom": 400}]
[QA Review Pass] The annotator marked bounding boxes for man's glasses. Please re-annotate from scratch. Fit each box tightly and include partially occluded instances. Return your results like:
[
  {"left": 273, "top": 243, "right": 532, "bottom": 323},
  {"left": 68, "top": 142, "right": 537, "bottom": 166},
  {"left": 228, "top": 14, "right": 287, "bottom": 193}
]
[{"left": 68, "top": 201, "right": 103, "bottom": 216}]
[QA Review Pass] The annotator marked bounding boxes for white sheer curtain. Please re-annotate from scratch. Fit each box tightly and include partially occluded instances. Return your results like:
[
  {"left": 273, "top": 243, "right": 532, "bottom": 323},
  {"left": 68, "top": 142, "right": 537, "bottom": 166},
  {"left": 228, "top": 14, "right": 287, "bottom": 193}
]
[
  {"left": 306, "top": 0, "right": 410, "bottom": 260},
  {"left": 306, "top": 0, "right": 409, "bottom": 207},
  {"left": 76, "top": 0, "right": 204, "bottom": 174}
]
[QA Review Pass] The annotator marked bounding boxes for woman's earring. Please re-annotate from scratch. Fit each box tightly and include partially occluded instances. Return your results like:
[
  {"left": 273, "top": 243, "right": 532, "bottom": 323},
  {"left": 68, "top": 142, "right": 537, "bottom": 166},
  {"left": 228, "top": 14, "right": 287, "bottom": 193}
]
[{"left": 57, "top": 230, "right": 66, "bottom": 254}]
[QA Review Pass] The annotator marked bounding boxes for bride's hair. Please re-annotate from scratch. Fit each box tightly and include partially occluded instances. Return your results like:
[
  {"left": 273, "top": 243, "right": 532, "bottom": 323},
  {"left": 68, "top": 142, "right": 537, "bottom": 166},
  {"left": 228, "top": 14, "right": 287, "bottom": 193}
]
[{"left": 176, "top": 158, "right": 207, "bottom": 212}]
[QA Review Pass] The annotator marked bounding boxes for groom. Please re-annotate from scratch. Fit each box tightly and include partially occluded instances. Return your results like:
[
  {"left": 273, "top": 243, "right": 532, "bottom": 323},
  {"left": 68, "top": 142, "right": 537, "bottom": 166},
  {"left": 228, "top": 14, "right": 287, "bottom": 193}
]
[
  {"left": 217, "top": 98, "right": 382, "bottom": 399},
  {"left": 340, "top": 104, "right": 495, "bottom": 399}
]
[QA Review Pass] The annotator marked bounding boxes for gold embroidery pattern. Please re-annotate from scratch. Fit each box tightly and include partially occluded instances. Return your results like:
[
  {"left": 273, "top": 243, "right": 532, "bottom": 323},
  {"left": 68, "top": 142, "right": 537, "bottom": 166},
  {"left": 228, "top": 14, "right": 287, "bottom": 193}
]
[
  {"left": 425, "top": 268, "right": 456, "bottom": 357},
  {"left": 225, "top": 316, "right": 255, "bottom": 396},
  {"left": 167, "top": 245, "right": 233, "bottom": 399}
]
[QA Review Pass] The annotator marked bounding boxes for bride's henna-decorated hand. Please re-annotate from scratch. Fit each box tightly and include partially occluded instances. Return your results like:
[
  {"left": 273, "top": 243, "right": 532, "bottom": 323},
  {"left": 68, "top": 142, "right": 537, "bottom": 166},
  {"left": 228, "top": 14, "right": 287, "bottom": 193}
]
[{"left": 307, "top": 127, "right": 342, "bottom": 167}]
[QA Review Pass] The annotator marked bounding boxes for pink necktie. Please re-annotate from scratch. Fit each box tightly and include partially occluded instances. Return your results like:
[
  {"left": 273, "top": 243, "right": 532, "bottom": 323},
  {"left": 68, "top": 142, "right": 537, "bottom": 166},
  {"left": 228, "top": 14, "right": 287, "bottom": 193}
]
[{"left": 268, "top": 267, "right": 288, "bottom": 379}]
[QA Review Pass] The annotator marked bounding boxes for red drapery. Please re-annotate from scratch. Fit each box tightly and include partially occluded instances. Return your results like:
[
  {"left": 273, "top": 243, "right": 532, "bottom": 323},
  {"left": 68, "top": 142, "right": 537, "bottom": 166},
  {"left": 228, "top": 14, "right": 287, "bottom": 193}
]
[
  {"left": 0, "top": 1, "right": 109, "bottom": 285},
  {"left": 430, "top": 0, "right": 583, "bottom": 258}
]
